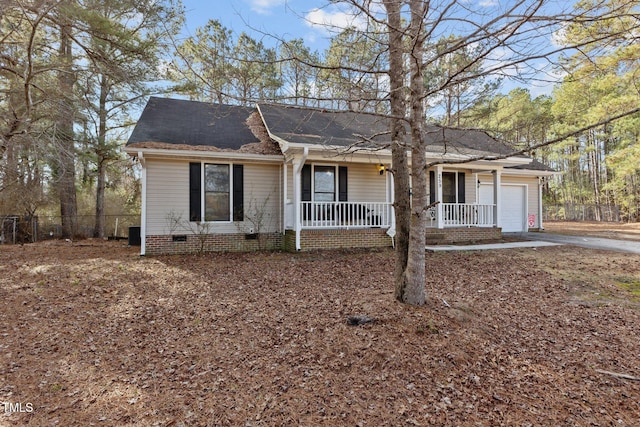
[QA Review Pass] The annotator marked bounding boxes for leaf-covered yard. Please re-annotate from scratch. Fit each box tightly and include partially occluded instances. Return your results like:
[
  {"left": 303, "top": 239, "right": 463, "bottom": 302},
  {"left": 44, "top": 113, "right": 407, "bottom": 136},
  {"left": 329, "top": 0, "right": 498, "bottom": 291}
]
[{"left": 1, "top": 237, "right": 639, "bottom": 426}]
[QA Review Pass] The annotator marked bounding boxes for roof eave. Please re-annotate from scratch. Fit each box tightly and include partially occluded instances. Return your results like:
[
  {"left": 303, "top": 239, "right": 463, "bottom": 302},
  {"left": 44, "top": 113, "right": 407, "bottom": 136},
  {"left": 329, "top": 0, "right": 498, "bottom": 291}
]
[
  {"left": 503, "top": 168, "right": 559, "bottom": 177},
  {"left": 123, "top": 146, "right": 284, "bottom": 163}
]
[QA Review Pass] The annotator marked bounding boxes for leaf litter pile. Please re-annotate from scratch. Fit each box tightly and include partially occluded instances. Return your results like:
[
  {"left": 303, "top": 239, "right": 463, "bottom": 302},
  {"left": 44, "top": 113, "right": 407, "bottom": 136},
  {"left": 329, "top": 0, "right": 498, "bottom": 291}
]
[{"left": 1, "top": 240, "right": 639, "bottom": 426}]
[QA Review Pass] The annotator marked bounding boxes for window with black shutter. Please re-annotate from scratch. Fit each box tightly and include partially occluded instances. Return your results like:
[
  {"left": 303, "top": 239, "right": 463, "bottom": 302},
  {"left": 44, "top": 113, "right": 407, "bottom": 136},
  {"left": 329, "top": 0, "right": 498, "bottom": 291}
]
[
  {"left": 189, "top": 162, "right": 201, "bottom": 221},
  {"left": 233, "top": 164, "right": 244, "bottom": 221},
  {"left": 338, "top": 166, "right": 348, "bottom": 201},
  {"left": 301, "top": 164, "right": 312, "bottom": 201},
  {"left": 190, "top": 163, "right": 244, "bottom": 222},
  {"left": 457, "top": 172, "right": 466, "bottom": 203},
  {"left": 429, "top": 171, "right": 435, "bottom": 204}
]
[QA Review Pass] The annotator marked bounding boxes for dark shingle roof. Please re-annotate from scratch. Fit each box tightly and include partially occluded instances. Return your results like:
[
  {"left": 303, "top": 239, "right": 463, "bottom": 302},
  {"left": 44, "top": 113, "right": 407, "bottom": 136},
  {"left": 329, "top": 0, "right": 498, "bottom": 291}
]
[
  {"left": 257, "top": 103, "right": 390, "bottom": 147},
  {"left": 127, "top": 97, "right": 258, "bottom": 149},
  {"left": 508, "top": 158, "right": 556, "bottom": 172},
  {"left": 128, "top": 99, "right": 542, "bottom": 166},
  {"left": 258, "top": 103, "right": 526, "bottom": 158}
]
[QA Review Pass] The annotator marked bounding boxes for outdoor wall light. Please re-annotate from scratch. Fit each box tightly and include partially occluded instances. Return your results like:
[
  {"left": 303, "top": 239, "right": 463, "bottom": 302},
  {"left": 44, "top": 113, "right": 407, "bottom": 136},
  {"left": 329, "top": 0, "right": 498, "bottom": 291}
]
[{"left": 378, "top": 164, "right": 385, "bottom": 175}]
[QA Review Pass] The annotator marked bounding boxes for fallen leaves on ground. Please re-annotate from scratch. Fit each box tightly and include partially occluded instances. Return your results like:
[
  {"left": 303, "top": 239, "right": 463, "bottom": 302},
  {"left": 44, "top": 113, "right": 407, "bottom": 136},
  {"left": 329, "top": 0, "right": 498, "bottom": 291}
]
[{"left": 1, "top": 238, "right": 639, "bottom": 426}]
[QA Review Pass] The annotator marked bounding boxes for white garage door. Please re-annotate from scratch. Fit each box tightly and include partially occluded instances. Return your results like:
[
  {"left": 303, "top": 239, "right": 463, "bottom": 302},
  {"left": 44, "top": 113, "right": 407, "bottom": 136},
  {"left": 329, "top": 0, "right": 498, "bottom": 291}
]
[{"left": 479, "top": 184, "right": 527, "bottom": 232}]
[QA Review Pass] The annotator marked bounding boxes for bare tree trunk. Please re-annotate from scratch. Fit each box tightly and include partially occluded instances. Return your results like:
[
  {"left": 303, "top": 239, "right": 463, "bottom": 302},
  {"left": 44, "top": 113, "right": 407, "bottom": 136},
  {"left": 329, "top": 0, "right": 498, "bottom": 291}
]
[
  {"left": 94, "top": 76, "right": 109, "bottom": 238},
  {"left": 384, "top": 0, "right": 411, "bottom": 302},
  {"left": 399, "top": 0, "right": 428, "bottom": 306},
  {"left": 57, "top": 20, "right": 78, "bottom": 239}
]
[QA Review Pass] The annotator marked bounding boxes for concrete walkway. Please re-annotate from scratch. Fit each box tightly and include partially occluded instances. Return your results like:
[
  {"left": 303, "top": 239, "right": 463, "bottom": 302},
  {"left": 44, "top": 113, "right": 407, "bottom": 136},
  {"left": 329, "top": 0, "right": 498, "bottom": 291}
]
[
  {"left": 426, "top": 232, "right": 640, "bottom": 254},
  {"left": 513, "top": 232, "right": 640, "bottom": 255},
  {"left": 426, "top": 240, "right": 562, "bottom": 252}
]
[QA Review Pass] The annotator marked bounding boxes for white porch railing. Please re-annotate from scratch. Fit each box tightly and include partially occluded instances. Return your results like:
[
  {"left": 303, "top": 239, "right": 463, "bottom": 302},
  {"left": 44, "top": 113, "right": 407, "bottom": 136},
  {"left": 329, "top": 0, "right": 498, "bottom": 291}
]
[
  {"left": 300, "top": 201, "right": 392, "bottom": 229},
  {"left": 427, "top": 203, "right": 495, "bottom": 227}
]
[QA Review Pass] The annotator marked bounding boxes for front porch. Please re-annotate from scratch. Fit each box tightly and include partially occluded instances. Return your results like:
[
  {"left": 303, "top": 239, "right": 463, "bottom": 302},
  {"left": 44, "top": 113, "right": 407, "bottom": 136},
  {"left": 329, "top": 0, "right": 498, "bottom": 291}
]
[
  {"left": 283, "top": 200, "right": 502, "bottom": 251},
  {"left": 427, "top": 203, "right": 496, "bottom": 228},
  {"left": 296, "top": 201, "right": 393, "bottom": 229},
  {"left": 287, "top": 201, "right": 498, "bottom": 230},
  {"left": 282, "top": 157, "right": 510, "bottom": 250}
]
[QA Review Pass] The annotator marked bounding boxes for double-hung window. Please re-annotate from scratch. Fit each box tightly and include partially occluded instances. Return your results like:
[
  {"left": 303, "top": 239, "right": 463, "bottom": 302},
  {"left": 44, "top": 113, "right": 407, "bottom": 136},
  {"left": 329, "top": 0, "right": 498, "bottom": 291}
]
[
  {"left": 204, "top": 164, "right": 230, "bottom": 221},
  {"left": 301, "top": 164, "right": 348, "bottom": 202},
  {"left": 313, "top": 166, "right": 336, "bottom": 201},
  {"left": 189, "top": 162, "right": 243, "bottom": 222}
]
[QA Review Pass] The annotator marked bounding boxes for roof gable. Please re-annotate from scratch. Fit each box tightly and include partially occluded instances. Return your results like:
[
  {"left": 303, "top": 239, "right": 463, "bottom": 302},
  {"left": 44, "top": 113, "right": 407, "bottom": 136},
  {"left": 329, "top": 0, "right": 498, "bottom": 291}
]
[{"left": 257, "top": 103, "right": 390, "bottom": 148}]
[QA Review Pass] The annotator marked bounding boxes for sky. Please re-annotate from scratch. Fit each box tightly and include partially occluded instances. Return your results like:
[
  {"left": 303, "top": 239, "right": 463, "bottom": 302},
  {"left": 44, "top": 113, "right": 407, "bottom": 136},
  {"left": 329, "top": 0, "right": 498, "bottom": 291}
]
[
  {"left": 182, "top": 0, "right": 336, "bottom": 51},
  {"left": 179, "top": 0, "right": 563, "bottom": 97}
]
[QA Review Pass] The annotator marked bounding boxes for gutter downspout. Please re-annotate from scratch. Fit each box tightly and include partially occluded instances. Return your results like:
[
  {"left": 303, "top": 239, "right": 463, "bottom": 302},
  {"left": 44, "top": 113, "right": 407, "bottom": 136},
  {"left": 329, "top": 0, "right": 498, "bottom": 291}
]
[
  {"left": 292, "top": 147, "right": 308, "bottom": 251},
  {"left": 138, "top": 151, "right": 147, "bottom": 256}
]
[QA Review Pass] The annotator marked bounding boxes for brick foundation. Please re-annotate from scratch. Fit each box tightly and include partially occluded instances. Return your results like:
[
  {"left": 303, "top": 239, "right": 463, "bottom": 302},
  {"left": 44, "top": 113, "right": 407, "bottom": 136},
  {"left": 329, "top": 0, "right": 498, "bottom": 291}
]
[
  {"left": 145, "top": 232, "right": 283, "bottom": 255},
  {"left": 284, "top": 228, "right": 392, "bottom": 251},
  {"left": 425, "top": 227, "right": 502, "bottom": 244},
  {"left": 144, "top": 227, "right": 502, "bottom": 254}
]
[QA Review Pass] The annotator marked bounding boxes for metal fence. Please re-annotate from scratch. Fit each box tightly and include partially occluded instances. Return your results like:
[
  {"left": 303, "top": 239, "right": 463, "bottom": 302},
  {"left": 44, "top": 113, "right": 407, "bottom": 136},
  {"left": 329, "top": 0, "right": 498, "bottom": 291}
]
[
  {"left": 0, "top": 214, "right": 140, "bottom": 244},
  {"left": 543, "top": 204, "right": 621, "bottom": 222}
]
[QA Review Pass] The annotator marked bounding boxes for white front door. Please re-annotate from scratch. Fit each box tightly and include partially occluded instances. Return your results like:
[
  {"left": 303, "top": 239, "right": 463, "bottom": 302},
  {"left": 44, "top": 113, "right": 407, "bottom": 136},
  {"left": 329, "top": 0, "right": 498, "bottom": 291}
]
[{"left": 480, "top": 184, "right": 527, "bottom": 232}]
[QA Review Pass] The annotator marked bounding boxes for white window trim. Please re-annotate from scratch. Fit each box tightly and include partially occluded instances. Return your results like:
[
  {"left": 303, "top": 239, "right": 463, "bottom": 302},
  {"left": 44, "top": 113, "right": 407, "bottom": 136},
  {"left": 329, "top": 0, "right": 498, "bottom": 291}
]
[
  {"left": 442, "top": 170, "right": 463, "bottom": 204},
  {"left": 310, "top": 163, "right": 338, "bottom": 202},
  {"left": 201, "top": 162, "right": 234, "bottom": 224}
]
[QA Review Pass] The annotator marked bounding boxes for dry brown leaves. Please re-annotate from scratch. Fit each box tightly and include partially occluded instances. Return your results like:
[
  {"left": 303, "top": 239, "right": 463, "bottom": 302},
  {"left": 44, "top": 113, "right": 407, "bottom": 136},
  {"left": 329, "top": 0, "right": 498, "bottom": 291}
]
[{"left": 1, "top": 239, "right": 639, "bottom": 426}]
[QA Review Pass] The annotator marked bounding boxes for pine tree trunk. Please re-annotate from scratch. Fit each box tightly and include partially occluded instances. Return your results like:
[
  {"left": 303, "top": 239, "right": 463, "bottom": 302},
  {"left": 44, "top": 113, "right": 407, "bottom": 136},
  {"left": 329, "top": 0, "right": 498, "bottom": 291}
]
[
  {"left": 94, "top": 159, "right": 106, "bottom": 238},
  {"left": 57, "top": 21, "right": 78, "bottom": 239},
  {"left": 94, "top": 77, "right": 109, "bottom": 238}
]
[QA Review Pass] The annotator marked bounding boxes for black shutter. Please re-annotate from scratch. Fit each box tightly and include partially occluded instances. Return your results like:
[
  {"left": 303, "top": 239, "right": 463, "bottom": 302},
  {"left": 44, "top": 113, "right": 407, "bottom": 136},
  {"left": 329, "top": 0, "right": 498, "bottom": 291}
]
[
  {"left": 458, "top": 172, "right": 465, "bottom": 203},
  {"left": 233, "top": 164, "right": 244, "bottom": 221},
  {"left": 429, "top": 170, "right": 435, "bottom": 204},
  {"left": 189, "top": 162, "right": 201, "bottom": 222},
  {"left": 338, "top": 166, "right": 348, "bottom": 201},
  {"left": 301, "top": 164, "right": 311, "bottom": 201}
]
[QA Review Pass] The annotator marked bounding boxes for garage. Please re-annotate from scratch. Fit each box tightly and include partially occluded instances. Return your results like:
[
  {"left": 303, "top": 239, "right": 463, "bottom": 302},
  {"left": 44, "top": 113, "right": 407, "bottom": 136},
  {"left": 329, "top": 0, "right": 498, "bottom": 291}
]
[{"left": 479, "top": 184, "right": 527, "bottom": 232}]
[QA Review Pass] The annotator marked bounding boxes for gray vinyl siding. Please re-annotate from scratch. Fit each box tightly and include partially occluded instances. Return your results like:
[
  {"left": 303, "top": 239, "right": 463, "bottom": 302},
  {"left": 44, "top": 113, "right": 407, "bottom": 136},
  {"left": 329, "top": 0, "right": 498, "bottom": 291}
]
[
  {"left": 285, "top": 162, "right": 387, "bottom": 202},
  {"left": 464, "top": 171, "right": 477, "bottom": 203},
  {"left": 346, "top": 163, "right": 387, "bottom": 202},
  {"left": 241, "top": 164, "right": 282, "bottom": 234},
  {"left": 145, "top": 158, "right": 281, "bottom": 235},
  {"left": 146, "top": 159, "right": 189, "bottom": 235}
]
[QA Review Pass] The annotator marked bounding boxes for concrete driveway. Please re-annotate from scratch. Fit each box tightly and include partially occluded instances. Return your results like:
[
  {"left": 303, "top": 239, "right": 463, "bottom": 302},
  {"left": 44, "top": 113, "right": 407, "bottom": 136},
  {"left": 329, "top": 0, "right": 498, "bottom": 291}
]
[{"left": 512, "top": 232, "right": 640, "bottom": 255}]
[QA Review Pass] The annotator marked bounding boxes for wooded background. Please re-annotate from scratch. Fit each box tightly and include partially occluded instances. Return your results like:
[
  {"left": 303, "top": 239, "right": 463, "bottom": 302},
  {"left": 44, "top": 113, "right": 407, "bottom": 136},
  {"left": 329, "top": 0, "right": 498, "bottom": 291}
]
[{"left": 1, "top": 0, "right": 639, "bottom": 242}]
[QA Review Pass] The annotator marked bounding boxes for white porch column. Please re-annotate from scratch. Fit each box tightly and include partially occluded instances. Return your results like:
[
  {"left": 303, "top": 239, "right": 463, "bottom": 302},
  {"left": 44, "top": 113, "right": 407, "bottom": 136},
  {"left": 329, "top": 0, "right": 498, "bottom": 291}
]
[
  {"left": 436, "top": 165, "right": 444, "bottom": 229},
  {"left": 493, "top": 169, "right": 502, "bottom": 228},
  {"left": 292, "top": 148, "right": 308, "bottom": 250},
  {"left": 282, "top": 163, "right": 288, "bottom": 233},
  {"left": 138, "top": 151, "right": 147, "bottom": 256},
  {"left": 292, "top": 162, "right": 302, "bottom": 250},
  {"left": 387, "top": 164, "right": 395, "bottom": 232},
  {"left": 538, "top": 177, "right": 544, "bottom": 230}
]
